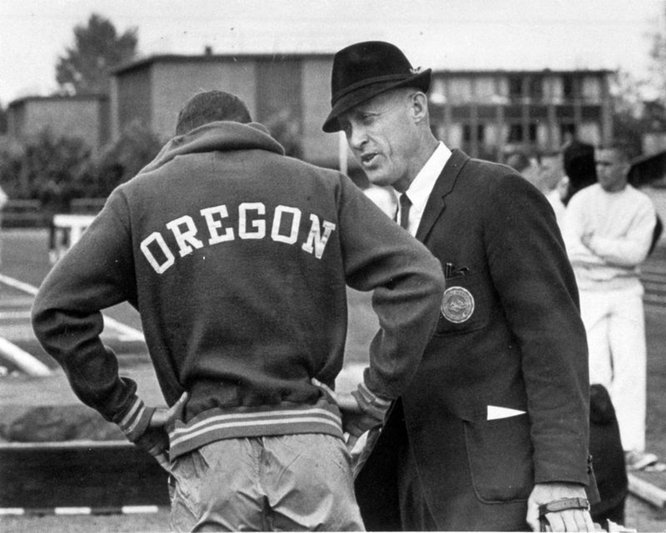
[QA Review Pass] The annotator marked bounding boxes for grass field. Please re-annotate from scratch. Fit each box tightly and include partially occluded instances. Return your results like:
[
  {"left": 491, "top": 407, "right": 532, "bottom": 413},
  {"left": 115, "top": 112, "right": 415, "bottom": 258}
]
[{"left": 1, "top": 228, "right": 665, "bottom": 531}]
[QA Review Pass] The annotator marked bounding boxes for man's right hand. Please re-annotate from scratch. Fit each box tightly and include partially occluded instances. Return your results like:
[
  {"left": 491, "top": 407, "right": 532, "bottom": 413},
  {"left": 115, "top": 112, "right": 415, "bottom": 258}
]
[
  {"left": 337, "top": 394, "right": 385, "bottom": 449},
  {"left": 311, "top": 378, "right": 388, "bottom": 449},
  {"left": 526, "top": 483, "right": 595, "bottom": 532},
  {"left": 135, "top": 392, "right": 188, "bottom": 471},
  {"left": 149, "top": 391, "right": 188, "bottom": 429}
]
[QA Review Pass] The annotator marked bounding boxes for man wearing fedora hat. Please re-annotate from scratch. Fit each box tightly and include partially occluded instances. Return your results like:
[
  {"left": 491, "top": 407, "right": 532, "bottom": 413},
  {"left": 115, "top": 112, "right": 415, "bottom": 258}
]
[{"left": 324, "top": 41, "right": 596, "bottom": 531}]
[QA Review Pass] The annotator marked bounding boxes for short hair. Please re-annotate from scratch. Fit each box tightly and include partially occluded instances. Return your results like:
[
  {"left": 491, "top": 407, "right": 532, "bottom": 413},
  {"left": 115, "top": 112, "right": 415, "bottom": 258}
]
[
  {"left": 176, "top": 90, "right": 252, "bottom": 135},
  {"left": 505, "top": 151, "right": 532, "bottom": 173},
  {"left": 596, "top": 142, "right": 632, "bottom": 163},
  {"left": 563, "top": 140, "right": 596, "bottom": 191}
]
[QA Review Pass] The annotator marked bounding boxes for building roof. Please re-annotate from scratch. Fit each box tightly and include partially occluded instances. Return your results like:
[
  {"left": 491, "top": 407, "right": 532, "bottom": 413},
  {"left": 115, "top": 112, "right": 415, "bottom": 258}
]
[
  {"left": 112, "top": 53, "right": 614, "bottom": 78},
  {"left": 8, "top": 94, "right": 108, "bottom": 110},
  {"left": 432, "top": 69, "right": 613, "bottom": 76},
  {"left": 112, "top": 52, "right": 335, "bottom": 75}
]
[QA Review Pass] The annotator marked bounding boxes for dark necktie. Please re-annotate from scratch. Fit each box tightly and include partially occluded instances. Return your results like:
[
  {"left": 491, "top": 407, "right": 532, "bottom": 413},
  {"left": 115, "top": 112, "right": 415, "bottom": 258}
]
[{"left": 399, "top": 193, "right": 412, "bottom": 231}]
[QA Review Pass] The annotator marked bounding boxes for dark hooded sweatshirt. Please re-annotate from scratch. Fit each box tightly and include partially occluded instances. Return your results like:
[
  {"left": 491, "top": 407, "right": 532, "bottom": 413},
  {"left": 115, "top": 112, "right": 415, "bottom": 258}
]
[{"left": 31, "top": 121, "right": 444, "bottom": 458}]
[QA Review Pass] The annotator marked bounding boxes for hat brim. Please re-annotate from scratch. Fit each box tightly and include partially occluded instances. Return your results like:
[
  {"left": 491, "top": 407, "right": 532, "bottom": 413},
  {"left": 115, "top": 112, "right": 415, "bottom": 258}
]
[{"left": 322, "top": 69, "right": 432, "bottom": 133}]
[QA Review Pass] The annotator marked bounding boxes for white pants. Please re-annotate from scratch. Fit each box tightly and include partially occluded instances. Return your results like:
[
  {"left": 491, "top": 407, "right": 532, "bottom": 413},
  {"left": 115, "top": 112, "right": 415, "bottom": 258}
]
[{"left": 579, "top": 284, "right": 646, "bottom": 452}]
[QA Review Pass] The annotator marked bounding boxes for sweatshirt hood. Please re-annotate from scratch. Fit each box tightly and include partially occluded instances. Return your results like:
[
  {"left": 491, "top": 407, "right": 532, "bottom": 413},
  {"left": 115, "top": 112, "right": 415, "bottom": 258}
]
[{"left": 140, "top": 121, "right": 285, "bottom": 175}]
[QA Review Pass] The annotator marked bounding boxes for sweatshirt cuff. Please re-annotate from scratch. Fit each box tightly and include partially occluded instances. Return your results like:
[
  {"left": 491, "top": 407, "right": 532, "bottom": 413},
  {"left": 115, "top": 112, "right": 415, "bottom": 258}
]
[
  {"left": 115, "top": 396, "right": 154, "bottom": 442},
  {"left": 352, "top": 381, "right": 392, "bottom": 422}
]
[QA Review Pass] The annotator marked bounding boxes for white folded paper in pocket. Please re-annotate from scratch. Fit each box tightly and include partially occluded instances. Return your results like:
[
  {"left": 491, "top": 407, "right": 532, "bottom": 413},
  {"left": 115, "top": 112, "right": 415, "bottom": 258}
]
[{"left": 487, "top": 405, "right": 527, "bottom": 420}]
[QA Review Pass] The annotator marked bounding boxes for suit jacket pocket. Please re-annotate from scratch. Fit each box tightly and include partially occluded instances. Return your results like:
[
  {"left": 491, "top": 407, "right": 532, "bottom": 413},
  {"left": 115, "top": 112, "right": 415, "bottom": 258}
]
[
  {"left": 435, "top": 274, "right": 489, "bottom": 336},
  {"left": 463, "top": 414, "right": 534, "bottom": 503}
]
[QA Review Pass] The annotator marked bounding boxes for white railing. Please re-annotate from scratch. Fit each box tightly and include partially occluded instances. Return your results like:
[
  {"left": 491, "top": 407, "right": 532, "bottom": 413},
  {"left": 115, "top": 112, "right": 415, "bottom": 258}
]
[{"left": 50, "top": 214, "right": 95, "bottom": 264}]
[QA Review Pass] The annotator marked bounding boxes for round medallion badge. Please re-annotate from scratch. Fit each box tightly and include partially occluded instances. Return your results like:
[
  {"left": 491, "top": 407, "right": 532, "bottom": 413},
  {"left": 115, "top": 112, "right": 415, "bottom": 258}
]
[{"left": 441, "top": 286, "right": 475, "bottom": 323}]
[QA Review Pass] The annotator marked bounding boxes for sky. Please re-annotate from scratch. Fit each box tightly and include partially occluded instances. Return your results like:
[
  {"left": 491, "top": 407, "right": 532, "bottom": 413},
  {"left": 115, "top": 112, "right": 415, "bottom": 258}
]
[{"left": 0, "top": 0, "right": 664, "bottom": 106}]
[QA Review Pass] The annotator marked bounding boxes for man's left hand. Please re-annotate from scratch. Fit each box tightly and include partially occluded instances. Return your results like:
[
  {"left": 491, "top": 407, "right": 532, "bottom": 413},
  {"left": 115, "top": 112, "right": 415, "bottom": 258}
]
[{"left": 526, "top": 482, "right": 595, "bottom": 532}]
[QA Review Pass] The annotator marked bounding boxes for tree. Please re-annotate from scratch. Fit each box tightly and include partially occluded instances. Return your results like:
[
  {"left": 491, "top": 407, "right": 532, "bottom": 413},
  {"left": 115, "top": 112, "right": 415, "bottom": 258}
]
[
  {"left": 263, "top": 110, "right": 303, "bottom": 158},
  {"left": 9, "top": 129, "right": 92, "bottom": 202},
  {"left": 72, "top": 120, "right": 162, "bottom": 198},
  {"left": 610, "top": 71, "right": 651, "bottom": 157},
  {"left": 0, "top": 137, "right": 24, "bottom": 198},
  {"left": 0, "top": 104, "right": 7, "bottom": 135},
  {"left": 648, "top": 1, "right": 666, "bottom": 105},
  {"left": 56, "top": 13, "right": 138, "bottom": 95}
]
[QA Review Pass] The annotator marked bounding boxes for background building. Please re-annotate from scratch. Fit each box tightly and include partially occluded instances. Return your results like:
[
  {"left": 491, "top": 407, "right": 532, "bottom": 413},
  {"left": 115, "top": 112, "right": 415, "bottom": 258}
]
[
  {"left": 6, "top": 94, "right": 110, "bottom": 151},
  {"left": 111, "top": 54, "right": 613, "bottom": 169},
  {"left": 6, "top": 55, "right": 615, "bottom": 172},
  {"left": 428, "top": 69, "right": 613, "bottom": 160},
  {"left": 110, "top": 52, "right": 339, "bottom": 167}
]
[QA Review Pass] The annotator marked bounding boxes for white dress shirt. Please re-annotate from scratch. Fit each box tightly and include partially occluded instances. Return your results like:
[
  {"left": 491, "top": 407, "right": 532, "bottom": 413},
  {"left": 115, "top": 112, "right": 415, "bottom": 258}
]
[{"left": 396, "top": 142, "right": 451, "bottom": 236}]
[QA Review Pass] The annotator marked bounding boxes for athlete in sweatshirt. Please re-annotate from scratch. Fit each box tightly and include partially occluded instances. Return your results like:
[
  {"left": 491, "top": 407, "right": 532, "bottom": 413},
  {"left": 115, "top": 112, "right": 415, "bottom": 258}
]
[{"left": 31, "top": 90, "right": 445, "bottom": 531}]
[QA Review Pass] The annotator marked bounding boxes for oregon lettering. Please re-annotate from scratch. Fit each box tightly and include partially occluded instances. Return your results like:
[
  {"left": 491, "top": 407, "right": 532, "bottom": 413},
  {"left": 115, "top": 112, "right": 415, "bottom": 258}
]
[{"left": 140, "top": 202, "right": 336, "bottom": 274}]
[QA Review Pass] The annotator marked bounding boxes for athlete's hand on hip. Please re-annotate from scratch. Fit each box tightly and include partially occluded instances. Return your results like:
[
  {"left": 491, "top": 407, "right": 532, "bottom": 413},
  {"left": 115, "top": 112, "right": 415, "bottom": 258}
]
[
  {"left": 311, "top": 378, "right": 382, "bottom": 450},
  {"left": 149, "top": 391, "right": 188, "bottom": 428},
  {"left": 136, "top": 392, "right": 188, "bottom": 471}
]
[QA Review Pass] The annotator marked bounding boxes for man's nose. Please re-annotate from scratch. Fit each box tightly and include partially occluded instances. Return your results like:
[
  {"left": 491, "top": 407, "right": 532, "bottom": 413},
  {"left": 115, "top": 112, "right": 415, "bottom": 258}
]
[{"left": 348, "top": 126, "right": 367, "bottom": 150}]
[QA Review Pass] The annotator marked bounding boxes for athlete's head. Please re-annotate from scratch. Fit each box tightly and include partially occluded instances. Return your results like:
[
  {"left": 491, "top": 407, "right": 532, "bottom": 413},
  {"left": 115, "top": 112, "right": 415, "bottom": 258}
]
[
  {"left": 176, "top": 90, "right": 252, "bottom": 135},
  {"left": 595, "top": 142, "right": 632, "bottom": 193}
]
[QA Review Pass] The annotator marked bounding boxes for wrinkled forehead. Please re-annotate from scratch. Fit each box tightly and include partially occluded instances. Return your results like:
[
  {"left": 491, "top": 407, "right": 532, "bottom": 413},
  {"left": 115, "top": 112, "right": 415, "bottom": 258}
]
[{"left": 339, "top": 89, "right": 410, "bottom": 121}]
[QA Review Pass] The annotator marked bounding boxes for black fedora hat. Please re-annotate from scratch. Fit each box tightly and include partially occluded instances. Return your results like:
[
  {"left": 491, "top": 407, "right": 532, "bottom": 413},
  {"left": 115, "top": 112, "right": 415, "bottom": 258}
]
[{"left": 322, "top": 41, "right": 432, "bottom": 133}]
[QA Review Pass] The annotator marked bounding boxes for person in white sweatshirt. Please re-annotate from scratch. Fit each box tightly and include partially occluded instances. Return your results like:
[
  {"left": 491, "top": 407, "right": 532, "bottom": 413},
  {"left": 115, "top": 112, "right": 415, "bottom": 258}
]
[{"left": 562, "top": 143, "right": 657, "bottom": 471}]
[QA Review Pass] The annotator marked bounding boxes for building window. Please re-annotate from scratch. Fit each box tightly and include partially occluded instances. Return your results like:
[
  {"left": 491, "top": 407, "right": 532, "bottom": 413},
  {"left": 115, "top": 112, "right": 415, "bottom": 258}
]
[
  {"left": 560, "top": 122, "right": 577, "bottom": 143},
  {"left": 429, "top": 78, "right": 447, "bottom": 105},
  {"left": 507, "top": 123, "right": 538, "bottom": 143},
  {"left": 508, "top": 75, "right": 523, "bottom": 101},
  {"left": 508, "top": 123, "right": 523, "bottom": 143},
  {"left": 527, "top": 77, "right": 543, "bottom": 102},
  {"left": 581, "top": 76, "right": 601, "bottom": 103},
  {"left": 463, "top": 124, "right": 485, "bottom": 143},
  {"left": 562, "top": 75, "right": 575, "bottom": 101}
]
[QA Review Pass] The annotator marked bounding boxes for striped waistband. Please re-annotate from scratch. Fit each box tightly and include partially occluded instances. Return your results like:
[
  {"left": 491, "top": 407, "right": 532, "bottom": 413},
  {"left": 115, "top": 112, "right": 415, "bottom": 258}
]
[{"left": 168, "top": 400, "right": 344, "bottom": 459}]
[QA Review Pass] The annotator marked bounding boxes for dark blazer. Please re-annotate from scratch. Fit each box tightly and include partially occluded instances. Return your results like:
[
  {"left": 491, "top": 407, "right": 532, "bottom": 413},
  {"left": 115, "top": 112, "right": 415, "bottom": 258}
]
[{"left": 355, "top": 150, "right": 593, "bottom": 531}]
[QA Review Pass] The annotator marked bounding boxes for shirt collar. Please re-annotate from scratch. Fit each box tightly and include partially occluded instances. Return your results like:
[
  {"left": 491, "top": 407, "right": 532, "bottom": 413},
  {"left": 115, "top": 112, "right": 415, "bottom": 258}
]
[{"left": 399, "top": 142, "right": 451, "bottom": 233}]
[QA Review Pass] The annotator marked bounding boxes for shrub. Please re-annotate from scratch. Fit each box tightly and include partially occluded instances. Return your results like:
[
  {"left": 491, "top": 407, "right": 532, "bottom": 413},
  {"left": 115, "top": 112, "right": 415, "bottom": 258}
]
[
  {"left": 20, "top": 130, "right": 91, "bottom": 208},
  {"left": 0, "top": 137, "right": 24, "bottom": 199},
  {"left": 75, "top": 120, "right": 162, "bottom": 198}
]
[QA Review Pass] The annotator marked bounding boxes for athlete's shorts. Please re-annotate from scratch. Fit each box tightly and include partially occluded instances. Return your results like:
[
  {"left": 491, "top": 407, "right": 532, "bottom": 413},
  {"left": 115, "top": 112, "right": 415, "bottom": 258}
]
[{"left": 168, "top": 433, "right": 364, "bottom": 531}]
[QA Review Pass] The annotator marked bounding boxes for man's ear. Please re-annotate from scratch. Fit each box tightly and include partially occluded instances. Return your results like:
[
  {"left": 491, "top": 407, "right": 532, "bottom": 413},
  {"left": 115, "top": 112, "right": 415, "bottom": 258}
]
[{"left": 409, "top": 92, "right": 429, "bottom": 124}]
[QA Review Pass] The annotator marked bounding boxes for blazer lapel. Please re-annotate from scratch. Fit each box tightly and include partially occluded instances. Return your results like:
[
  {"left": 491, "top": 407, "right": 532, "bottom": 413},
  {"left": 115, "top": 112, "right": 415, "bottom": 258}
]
[{"left": 415, "top": 149, "right": 470, "bottom": 242}]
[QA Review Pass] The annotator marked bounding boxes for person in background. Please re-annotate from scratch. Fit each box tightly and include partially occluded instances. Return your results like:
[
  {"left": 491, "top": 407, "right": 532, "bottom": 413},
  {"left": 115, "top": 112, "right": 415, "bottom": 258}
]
[
  {"left": 323, "top": 40, "right": 596, "bottom": 532},
  {"left": 562, "top": 142, "right": 659, "bottom": 472},
  {"left": 539, "top": 151, "right": 568, "bottom": 226},
  {"left": 588, "top": 384, "right": 629, "bottom": 526},
  {"left": 504, "top": 151, "right": 540, "bottom": 187},
  {"left": 506, "top": 150, "right": 568, "bottom": 226},
  {"left": 32, "top": 89, "right": 445, "bottom": 531},
  {"left": 562, "top": 140, "right": 597, "bottom": 205}
]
